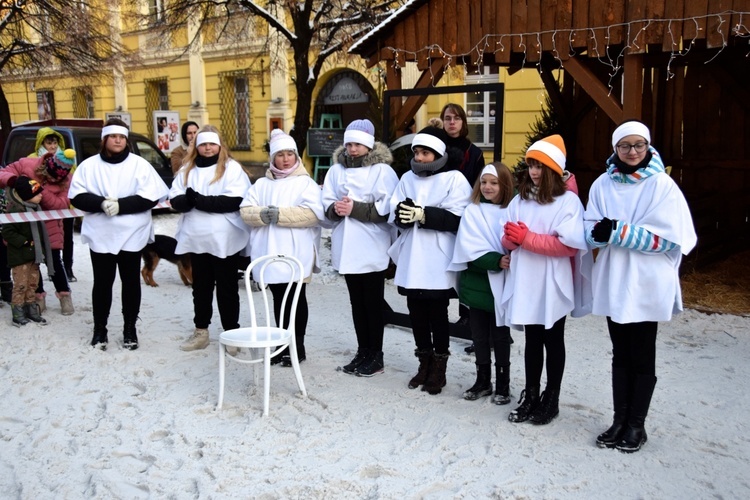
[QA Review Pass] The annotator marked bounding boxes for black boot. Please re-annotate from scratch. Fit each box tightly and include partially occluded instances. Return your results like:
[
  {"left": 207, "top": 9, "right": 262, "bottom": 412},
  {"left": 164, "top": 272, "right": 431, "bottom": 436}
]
[
  {"left": 12, "top": 305, "right": 29, "bottom": 326},
  {"left": 341, "top": 348, "right": 370, "bottom": 374},
  {"left": 422, "top": 351, "right": 450, "bottom": 395},
  {"left": 492, "top": 364, "right": 511, "bottom": 405},
  {"left": 509, "top": 386, "right": 540, "bottom": 423},
  {"left": 356, "top": 351, "right": 384, "bottom": 377},
  {"left": 24, "top": 303, "right": 47, "bottom": 324},
  {"left": 0, "top": 281, "right": 12, "bottom": 303},
  {"left": 463, "top": 363, "right": 492, "bottom": 400},
  {"left": 408, "top": 349, "right": 433, "bottom": 389},
  {"left": 530, "top": 388, "right": 560, "bottom": 425},
  {"left": 123, "top": 318, "right": 139, "bottom": 350},
  {"left": 617, "top": 375, "right": 657, "bottom": 453},
  {"left": 91, "top": 323, "right": 108, "bottom": 350},
  {"left": 597, "top": 368, "right": 631, "bottom": 448}
]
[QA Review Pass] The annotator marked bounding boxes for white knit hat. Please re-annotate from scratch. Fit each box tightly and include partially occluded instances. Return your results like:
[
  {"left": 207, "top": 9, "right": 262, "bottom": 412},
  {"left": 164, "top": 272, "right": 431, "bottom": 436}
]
[
  {"left": 268, "top": 129, "right": 298, "bottom": 160},
  {"left": 344, "top": 119, "right": 375, "bottom": 149},
  {"left": 612, "top": 121, "right": 651, "bottom": 150}
]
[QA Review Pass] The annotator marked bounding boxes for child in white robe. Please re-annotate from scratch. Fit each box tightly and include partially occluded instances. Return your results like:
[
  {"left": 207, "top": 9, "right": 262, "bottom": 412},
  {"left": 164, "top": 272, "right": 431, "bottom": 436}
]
[
  {"left": 586, "top": 120, "right": 697, "bottom": 453},
  {"left": 322, "top": 119, "right": 398, "bottom": 377}
]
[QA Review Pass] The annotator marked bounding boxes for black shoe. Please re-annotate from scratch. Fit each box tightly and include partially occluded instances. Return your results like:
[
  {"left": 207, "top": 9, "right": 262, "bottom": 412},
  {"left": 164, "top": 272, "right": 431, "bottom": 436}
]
[
  {"left": 280, "top": 355, "right": 305, "bottom": 367},
  {"left": 356, "top": 351, "right": 384, "bottom": 377},
  {"left": 67, "top": 272, "right": 77, "bottom": 283},
  {"left": 616, "top": 424, "right": 648, "bottom": 453},
  {"left": 596, "top": 415, "right": 628, "bottom": 448},
  {"left": 91, "top": 324, "right": 108, "bottom": 350},
  {"left": 529, "top": 389, "right": 560, "bottom": 425},
  {"left": 508, "top": 387, "right": 540, "bottom": 423},
  {"left": 341, "top": 349, "right": 369, "bottom": 374},
  {"left": 123, "top": 321, "right": 139, "bottom": 350},
  {"left": 464, "top": 342, "right": 476, "bottom": 354}
]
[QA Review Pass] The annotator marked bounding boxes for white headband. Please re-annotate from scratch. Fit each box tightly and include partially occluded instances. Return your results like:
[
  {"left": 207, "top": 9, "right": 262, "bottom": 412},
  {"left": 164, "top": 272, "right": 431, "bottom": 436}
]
[
  {"left": 412, "top": 133, "right": 446, "bottom": 157},
  {"left": 481, "top": 164, "right": 498, "bottom": 178},
  {"left": 343, "top": 129, "right": 375, "bottom": 149},
  {"left": 101, "top": 125, "right": 129, "bottom": 139},
  {"left": 612, "top": 122, "right": 651, "bottom": 150},
  {"left": 196, "top": 132, "right": 221, "bottom": 147}
]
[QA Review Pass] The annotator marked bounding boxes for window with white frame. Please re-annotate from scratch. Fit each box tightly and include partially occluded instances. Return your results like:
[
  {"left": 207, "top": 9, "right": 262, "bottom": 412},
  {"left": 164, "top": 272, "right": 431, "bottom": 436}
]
[
  {"left": 464, "top": 70, "right": 499, "bottom": 148},
  {"left": 149, "top": 0, "right": 166, "bottom": 24}
]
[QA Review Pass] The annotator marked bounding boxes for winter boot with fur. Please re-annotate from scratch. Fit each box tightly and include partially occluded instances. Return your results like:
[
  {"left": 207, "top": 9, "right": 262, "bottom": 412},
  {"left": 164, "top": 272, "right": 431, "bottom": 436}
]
[
  {"left": 616, "top": 375, "right": 657, "bottom": 453},
  {"left": 342, "top": 348, "right": 370, "bottom": 375},
  {"left": 597, "top": 368, "right": 631, "bottom": 448},
  {"left": 356, "top": 351, "right": 385, "bottom": 377},
  {"left": 422, "top": 351, "right": 450, "bottom": 395},
  {"left": 35, "top": 292, "right": 47, "bottom": 313},
  {"left": 530, "top": 388, "right": 560, "bottom": 425},
  {"left": 492, "top": 364, "right": 512, "bottom": 405},
  {"left": 12, "top": 305, "right": 29, "bottom": 326},
  {"left": 408, "top": 348, "right": 434, "bottom": 389},
  {"left": 509, "top": 386, "right": 540, "bottom": 423},
  {"left": 91, "top": 324, "right": 108, "bottom": 350},
  {"left": 181, "top": 328, "right": 209, "bottom": 351},
  {"left": 463, "top": 363, "right": 493, "bottom": 400},
  {"left": 123, "top": 317, "right": 139, "bottom": 350},
  {"left": 24, "top": 302, "right": 47, "bottom": 325},
  {"left": 0, "top": 281, "right": 12, "bottom": 303},
  {"left": 56, "top": 291, "right": 75, "bottom": 316}
]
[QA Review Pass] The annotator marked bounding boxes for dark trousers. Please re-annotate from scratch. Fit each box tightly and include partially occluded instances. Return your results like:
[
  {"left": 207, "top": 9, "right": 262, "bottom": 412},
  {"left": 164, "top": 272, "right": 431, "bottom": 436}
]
[
  {"left": 344, "top": 271, "right": 386, "bottom": 352},
  {"left": 524, "top": 316, "right": 566, "bottom": 391},
  {"left": 191, "top": 252, "right": 241, "bottom": 331},
  {"left": 62, "top": 217, "right": 75, "bottom": 273},
  {"left": 407, "top": 297, "right": 450, "bottom": 354},
  {"left": 0, "top": 239, "right": 11, "bottom": 281},
  {"left": 607, "top": 318, "right": 658, "bottom": 376},
  {"left": 269, "top": 282, "right": 308, "bottom": 358},
  {"left": 469, "top": 307, "right": 512, "bottom": 366},
  {"left": 90, "top": 249, "right": 142, "bottom": 326},
  {"left": 36, "top": 249, "right": 70, "bottom": 294}
]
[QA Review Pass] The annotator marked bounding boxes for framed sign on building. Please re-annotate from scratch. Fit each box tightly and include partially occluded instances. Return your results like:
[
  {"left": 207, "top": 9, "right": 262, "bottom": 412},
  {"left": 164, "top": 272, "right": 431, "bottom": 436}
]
[{"left": 153, "top": 110, "right": 180, "bottom": 153}]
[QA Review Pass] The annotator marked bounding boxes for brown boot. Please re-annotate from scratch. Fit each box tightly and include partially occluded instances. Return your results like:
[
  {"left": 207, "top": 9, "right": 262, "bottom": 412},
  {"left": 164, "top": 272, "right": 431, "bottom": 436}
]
[
  {"left": 408, "top": 349, "right": 433, "bottom": 389},
  {"left": 422, "top": 351, "right": 450, "bottom": 395}
]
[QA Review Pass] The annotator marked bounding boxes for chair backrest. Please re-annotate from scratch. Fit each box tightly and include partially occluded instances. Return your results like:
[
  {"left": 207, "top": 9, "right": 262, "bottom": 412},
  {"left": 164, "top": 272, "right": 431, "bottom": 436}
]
[{"left": 243, "top": 255, "right": 305, "bottom": 333}]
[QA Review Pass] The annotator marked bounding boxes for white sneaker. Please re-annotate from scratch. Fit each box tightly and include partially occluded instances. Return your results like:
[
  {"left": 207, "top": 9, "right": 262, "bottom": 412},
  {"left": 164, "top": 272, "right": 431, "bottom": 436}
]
[{"left": 180, "top": 328, "right": 209, "bottom": 351}]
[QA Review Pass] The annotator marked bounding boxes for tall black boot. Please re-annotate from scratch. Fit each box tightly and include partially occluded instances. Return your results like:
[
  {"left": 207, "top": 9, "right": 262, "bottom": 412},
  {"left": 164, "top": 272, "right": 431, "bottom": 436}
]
[
  {"left": 530, "top": 388, "right": 560, "bottom": 425},
  {"left": 408, "top": 349, "right": 433, "bottom": 389},
  {"left": 597, "top": 367, "right": 631, "bottom": 448},
  {"left": 492, "top": 364, "right": 511, "bottom": 405},
  {"left": 463, "top": 363, "right": 492, "bottom": 400},
  {"left": 423, "top": 351, "right": 450, "bottom": 395},
  {"left": 617, "top": 375, "right": 657, "bottom": 453},
  {"left": 123, "top": 317, "right": 139, "bottom": 351},
  {"left": 91, "top": 323, "right": 108, "bottom": 350},
  {"left": 509, "top": 385, "right": 540, "bottom": 423}
]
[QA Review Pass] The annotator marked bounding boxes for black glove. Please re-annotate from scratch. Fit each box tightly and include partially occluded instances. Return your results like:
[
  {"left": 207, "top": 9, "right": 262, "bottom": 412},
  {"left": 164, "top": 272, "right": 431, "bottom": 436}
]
[
  {"left": 185, "top": 187, "right": 197, "bottom": 207},
  {"left": 592, "top": 217, "right": 616, "bottom": 243},
  {"left": 394, "top": 197, "right": 416, "bottom": 229}
]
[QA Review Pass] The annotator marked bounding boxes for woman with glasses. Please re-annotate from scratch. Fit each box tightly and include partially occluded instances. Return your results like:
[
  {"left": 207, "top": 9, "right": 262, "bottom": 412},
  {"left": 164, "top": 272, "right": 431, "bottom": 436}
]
[{"left": 585, "top": 120, "right": 696, "bottom": 453}]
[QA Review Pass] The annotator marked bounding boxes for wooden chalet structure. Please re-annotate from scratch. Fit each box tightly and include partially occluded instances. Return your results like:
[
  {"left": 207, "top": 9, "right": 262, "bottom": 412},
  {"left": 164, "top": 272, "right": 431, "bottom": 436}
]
[{"left": 350, "top": 0, "right": 750, "bottom": 264}]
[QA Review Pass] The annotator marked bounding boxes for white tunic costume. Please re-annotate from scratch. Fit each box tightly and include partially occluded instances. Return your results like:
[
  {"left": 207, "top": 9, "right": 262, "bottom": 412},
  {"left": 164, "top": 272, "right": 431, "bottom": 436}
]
[
  {"left": 321, "top": 153, "right": 398, "bottom": 274},
  {"left": 449, "top": 202, "right": 510, "bottom": 326},
  {"left": 169, "top": 159, "right": 251, "bottom": 258},
  {"left": 388, "top": 170, "right": 472, "bottom": 291},
  {"left": 585, "top": 168, "right": 697, "bottom": 323},
  {"left": 68, "top": 153, "right": 169, "bottom": 253},
  {"left": 500, "top": 191, "right": 591, "bottom": 330},
  {"left": 241, "top": 166, "right": 324, "bottom": 284}
]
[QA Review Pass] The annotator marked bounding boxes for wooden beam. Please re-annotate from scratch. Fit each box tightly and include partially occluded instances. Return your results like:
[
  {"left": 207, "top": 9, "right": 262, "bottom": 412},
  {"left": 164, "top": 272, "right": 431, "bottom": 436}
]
[
  {"left": 622, "top": 54, "right": 643, "bottom": 120},
  {"left": 385, "top": 62, "right": 403, "bottom": 122},
  {"left": 540, "top": 55, "right": 568, "bottom": 124},
  {"left": 562, "top": 56, "right": 623, "bottom": 123},
  {"left": 393, "top": 59, "right": 449, "bottom": 131}
]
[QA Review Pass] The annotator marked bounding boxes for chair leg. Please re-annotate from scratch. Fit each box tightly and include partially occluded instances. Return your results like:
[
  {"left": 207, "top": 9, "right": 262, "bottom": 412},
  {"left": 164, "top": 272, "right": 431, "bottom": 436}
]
[
  {"left": 289, "top": 340, "right": 308, "bottom": 397},
  {"left": 263, "top": 347, "right": 271, "bottom": 417},
  {"left": 217, "top": 344, "right": 226, "bottom": 410}
]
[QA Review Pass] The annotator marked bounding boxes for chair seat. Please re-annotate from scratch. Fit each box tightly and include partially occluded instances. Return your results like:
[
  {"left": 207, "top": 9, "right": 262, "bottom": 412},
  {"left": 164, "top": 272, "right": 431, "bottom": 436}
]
[{"left": 219, "top": 327, "right": 291, "bottom": 348}]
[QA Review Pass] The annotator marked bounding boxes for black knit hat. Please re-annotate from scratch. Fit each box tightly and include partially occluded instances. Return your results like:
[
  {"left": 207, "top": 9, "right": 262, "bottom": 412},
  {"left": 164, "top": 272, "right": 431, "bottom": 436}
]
[
  {"left": 15, "top": 175, "right": 43, "bottom": 201},
  {"left": 412, "top": 125, "right": 449, "bottom": 158}
]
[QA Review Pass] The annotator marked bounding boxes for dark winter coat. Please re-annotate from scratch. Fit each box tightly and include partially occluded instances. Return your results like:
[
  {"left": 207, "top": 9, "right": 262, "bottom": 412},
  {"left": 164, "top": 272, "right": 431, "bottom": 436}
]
[
  {"left": 1, "top": 188, "right": 43, "bottom": 268},
  {"left": 445, "top": 136, "right": 485, "bottom": 187}
]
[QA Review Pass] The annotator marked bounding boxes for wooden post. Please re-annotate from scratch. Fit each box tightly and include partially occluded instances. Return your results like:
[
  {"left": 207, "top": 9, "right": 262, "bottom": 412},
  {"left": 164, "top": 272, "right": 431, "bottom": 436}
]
[{"left": 622, "top": 54, "right": 644, "bottom": 120}]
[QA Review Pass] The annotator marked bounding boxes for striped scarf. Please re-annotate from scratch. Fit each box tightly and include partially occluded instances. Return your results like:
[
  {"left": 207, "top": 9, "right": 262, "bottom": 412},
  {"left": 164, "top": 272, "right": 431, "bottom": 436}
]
[{"left": 605, "top": 146, "right": 665, "bottom": 184}]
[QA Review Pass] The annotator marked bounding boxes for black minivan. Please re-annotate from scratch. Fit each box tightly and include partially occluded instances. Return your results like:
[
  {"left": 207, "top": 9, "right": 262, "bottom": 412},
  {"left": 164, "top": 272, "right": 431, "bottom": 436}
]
[{"left": 1, "top": 119, "right": 174, "bottom": 187}]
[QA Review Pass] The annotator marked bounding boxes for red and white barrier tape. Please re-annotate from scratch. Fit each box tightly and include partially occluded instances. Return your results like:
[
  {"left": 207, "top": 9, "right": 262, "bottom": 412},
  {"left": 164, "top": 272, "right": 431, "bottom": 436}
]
[{"left": 0, "top": 200, "right": 172, "bottom": 224}]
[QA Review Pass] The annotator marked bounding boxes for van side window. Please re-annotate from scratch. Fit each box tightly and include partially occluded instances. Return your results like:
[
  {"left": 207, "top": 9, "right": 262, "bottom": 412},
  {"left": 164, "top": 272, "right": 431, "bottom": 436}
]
[
  {"left": 80, "top": 138, "right": 101, "bottom": 162},
  {"left": 4, "top": 135, "right": 37, "bottom": 163}
]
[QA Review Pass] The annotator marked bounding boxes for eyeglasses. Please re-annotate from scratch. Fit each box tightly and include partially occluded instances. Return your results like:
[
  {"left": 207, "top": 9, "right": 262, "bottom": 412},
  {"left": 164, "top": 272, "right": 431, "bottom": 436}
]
[
  {"left": 616, "top": 142, "right": 649, "bottom": 154},
  {"left": 443, "top": 115, "right": 462, "bottom": 122}
]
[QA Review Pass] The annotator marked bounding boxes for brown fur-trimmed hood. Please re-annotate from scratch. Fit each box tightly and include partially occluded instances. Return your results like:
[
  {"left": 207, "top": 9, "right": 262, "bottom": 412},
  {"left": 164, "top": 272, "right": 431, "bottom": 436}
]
[{"left": 332, "top": 141, "right": 393, "bottom": 168}]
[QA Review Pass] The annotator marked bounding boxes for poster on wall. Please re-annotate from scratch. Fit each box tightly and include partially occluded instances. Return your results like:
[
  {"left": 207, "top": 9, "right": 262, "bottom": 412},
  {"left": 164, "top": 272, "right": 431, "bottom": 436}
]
[
  {"left": 153, "top": 111, "right": 180, "bottom": 153},
  {"left": 105, "top": 112, "right": 132, "bottom": 128},
  {"left": 36, "top": 91, "right": 55, "bottom": 120}
]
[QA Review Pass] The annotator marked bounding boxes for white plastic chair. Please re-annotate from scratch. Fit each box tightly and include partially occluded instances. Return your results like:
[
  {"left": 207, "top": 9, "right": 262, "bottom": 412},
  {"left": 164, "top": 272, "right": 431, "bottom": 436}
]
[{"left": 217, "top": 254, "right": 307, "bottom": 416}]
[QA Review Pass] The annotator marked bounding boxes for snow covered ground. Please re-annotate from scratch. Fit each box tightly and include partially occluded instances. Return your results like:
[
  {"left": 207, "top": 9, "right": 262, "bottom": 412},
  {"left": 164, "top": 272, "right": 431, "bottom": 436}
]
[{"left": 0, "top": 213, "right": 748, "bottom": 498}]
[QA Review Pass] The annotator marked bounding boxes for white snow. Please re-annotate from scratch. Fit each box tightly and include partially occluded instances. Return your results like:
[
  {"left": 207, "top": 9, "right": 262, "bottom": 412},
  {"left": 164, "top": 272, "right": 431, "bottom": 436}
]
[{"left": 1, "top": 213, "right": 748, "bottom": 498}]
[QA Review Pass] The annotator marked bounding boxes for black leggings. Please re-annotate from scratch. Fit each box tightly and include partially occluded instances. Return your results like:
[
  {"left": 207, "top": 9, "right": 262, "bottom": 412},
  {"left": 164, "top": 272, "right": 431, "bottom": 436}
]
[
  {"left": 36, "top": 249, "right": 70, "bottom": 294},
  {"left": 523, "top": 316, "right": 566, "bottom": 391},
  {"left": 469, "top": 307, "right": 512, "bottom": 366},
  {"left": 344, "top": 271, "right": 386, "bottom": 352},
  {"left": 269, "top": 282, "right": 308, "bottom": 357},
  {"left": 190, "top": 252, "right": 241, "bottom": 331},
  {"left": 407, "top": 297, "right": 450, "bottom": 354},
  {"left": 607, "top": 318, "right": 658, "bottom": 376},
  {"left": 90, "top": 249, "right": 142, "bottom": 325}
]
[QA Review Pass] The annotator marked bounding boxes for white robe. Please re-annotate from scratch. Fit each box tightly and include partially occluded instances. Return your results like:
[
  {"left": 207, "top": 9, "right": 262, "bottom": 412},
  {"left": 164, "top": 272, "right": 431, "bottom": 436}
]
[
  {"left": 387, "top": 170, "right": 472, "bottom": 291},
  {"left": 585, "top": 171, "right": 697, "bottom": 323},
  {"left": 169, "top": 159, "right": 251, "bottom": 258},
  {"left": 449, "top": 202, "right": 510, "bottom": 326},
  {"left": 242, "top": 174, "right": 324, "bottom": 284},
  {"left": 321, "top": 161, "right": 398, "bottom": 274},
  {"left": 500, "top": 191, "right": 592, "bottom": 330},
  {"left": 68, "top": 153, "right": 169, "bottom": 254}
]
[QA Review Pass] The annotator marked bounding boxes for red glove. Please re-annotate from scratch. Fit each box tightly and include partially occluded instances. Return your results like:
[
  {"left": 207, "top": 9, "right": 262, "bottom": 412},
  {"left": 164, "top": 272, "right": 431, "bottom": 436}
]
[{"left": 504, "top": 221, "right": 529, "bottom": 245}]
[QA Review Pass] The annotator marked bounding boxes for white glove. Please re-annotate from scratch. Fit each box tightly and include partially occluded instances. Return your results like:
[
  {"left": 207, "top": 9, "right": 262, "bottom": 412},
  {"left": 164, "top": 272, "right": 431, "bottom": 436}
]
[
  {"left": 101, "top": 197, "right": 120, "bottom": 217},
  {"left": 398, "top": 204, "right": 425, "bottom": 225}
]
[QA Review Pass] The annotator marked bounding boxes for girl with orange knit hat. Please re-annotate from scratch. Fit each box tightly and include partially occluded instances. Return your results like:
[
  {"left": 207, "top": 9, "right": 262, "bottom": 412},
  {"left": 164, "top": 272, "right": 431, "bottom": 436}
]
[{"left": 500, "top": 134, "right": 591, "bottom": 425}]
